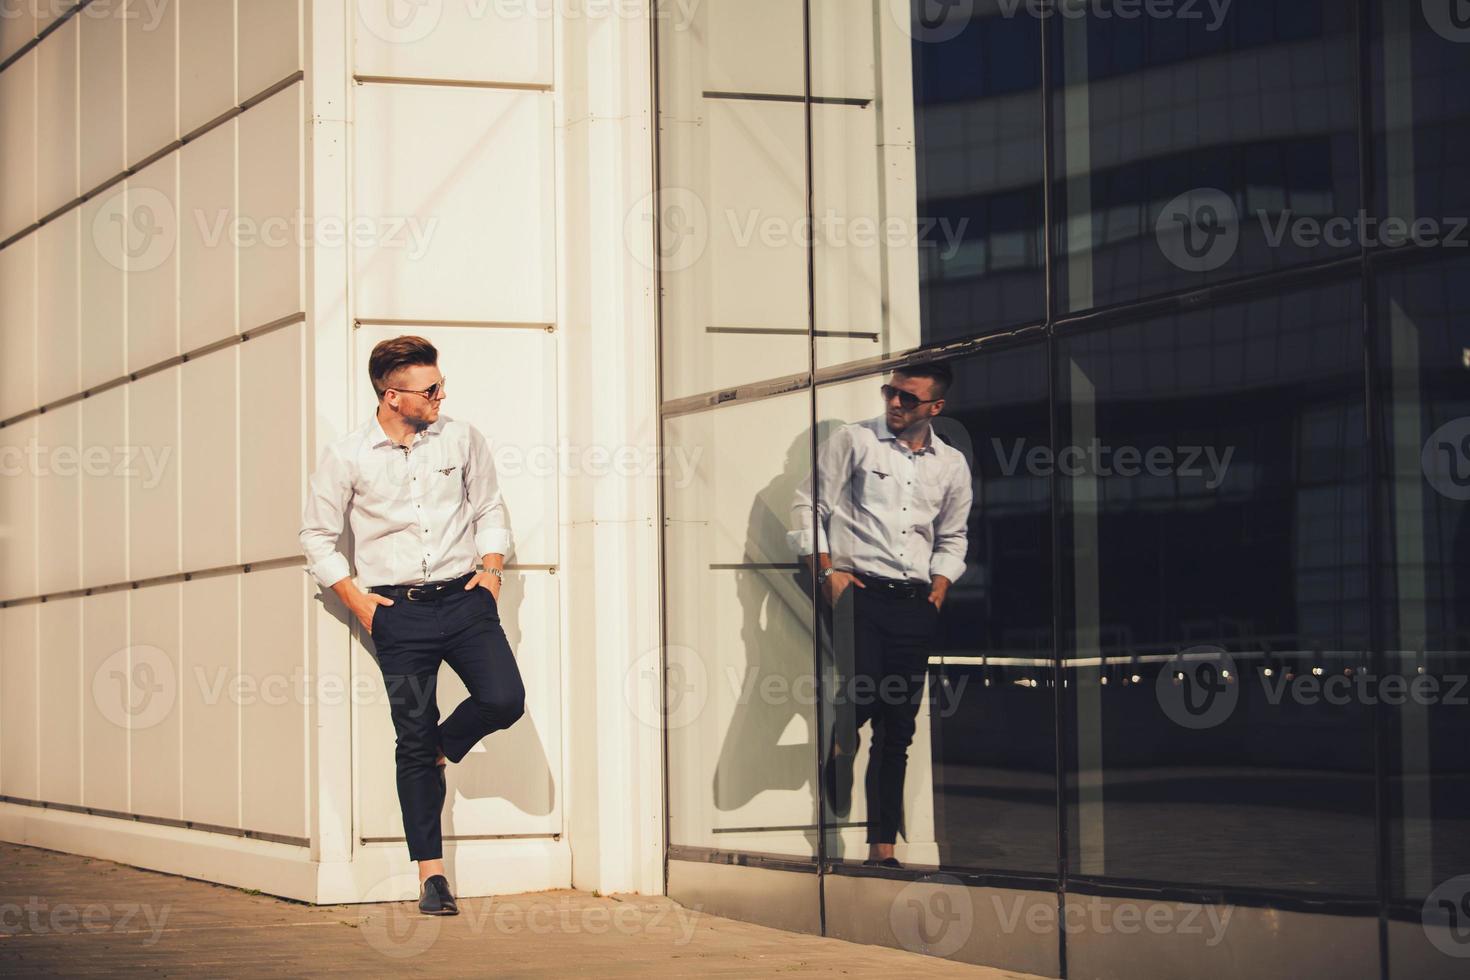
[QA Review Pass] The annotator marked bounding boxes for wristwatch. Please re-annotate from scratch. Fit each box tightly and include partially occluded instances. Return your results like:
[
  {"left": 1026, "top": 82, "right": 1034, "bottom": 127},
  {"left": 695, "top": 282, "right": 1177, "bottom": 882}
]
[
  {"left": 817, "top": 567, "right": 837, "bottom": 584},
  {"left": 486, "top": 567, "right": 504, "bottom": 580}
]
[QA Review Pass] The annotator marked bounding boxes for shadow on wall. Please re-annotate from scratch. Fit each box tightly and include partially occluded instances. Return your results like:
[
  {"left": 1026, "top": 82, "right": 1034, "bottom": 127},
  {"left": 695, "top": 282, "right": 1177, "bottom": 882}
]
[
  {"left": 711, "top": 423, "right": 842, "bottom": 833},
  {"left": 314, "top": 558, "right": 555, "bottom": 824}
]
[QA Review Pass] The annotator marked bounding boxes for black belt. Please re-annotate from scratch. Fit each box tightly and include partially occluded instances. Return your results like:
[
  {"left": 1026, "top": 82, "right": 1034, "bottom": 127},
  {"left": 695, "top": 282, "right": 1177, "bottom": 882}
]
[
  {"left": 369, "top": 571, "right": 475, "bottom": 602},
  {"left": 855, "top": 574, "right": 927, "bottom": 599}
]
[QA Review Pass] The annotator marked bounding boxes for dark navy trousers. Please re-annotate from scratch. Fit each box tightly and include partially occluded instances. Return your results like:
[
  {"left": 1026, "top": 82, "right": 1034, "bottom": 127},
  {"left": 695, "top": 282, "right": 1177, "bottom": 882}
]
[{"left": 367, "top": 573, "right": 525, "bottom": 862}]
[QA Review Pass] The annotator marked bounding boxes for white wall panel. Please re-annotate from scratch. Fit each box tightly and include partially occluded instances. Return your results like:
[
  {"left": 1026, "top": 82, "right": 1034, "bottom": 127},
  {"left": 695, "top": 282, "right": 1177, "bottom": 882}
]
[
  {"left": 126, "top": 367, "right": 180, "bottom": 580},
  {"left": 125, "top": 0, "right": 178, "bottom": 166},
  {"left": 812, "top": 102, "right": 886, "bottom": 369},
  {"left": 37, "top": 597, "right": 83, "bottom": 806},
  {"left": 178, "top": 0, "right": 237, "bottom": 134},
  {"left": 238, "top": 84, "right": 302, "bottom": 330},
  {"left": 125, "top": 157, "right": 182, "bottom": 372},
  {"left": 78, "top": 9, "right": 125, "bottom": 193},
  {"left": 352, "top": 0, "right": 553, "bottom": 87},
  {"left": 357, "top": 569, "right": 561, "bottom": 839},
  {"left": 181, "top": 348, "right": 238, "bottom": 570},
  {"left": 79, "top": 193, "right": 127, "bottom": 391},
  {"left": 0, "top": 605, "right": 38, "bottom": 799},
  {"left": 179, "top": 119, "right": 236, "bottom": 351},
  {"left": 353, "top": 85, "right": 555, "bottom": 324},
  {"left": 239, "top": 565, "right": 306, "bottom": 839},
  {"left": 34, "top": 0, "right": 67, "bottom": 33},
  {"left": 80, "top": 385, "right": 128, "bottom": 586},
  {"left": 81, "top": 591, "right": 129, "bottom": 811},
  {"left": 238, "top": 0, "right": 298, "bottom": 97},
  {"left": 36, "top": 219, "right": 79, "bottom": 415},
  {"left": 0, "top": 49, "right": 35, "bottom": 240},
  {"left": 702, "top": 0, "right": 801, "bottom": 96},
  {"left": 354, "top": 324, "right": 559, "bottom": 565},
  {"left": 179, "top": 119, "right": 237, "bottom": 350},
  {"left": 128, "top": 582, "right": 181, "bottom": 819},
  {"left": 0, "top": 417, "right": 38, "bottom": 599},
  {"left": 36, "top": 15, "right": 78, "bottom": 217},
  {"left": 181, "top": 573, "right": 239, "bottom": 828},
  {"left": 0, "top": 0, "right": 34, "bottom": 62},
  {"left": 239, "top": 323, "right": 301, "bottom": 561},
  {"left": 35, "top": 402, "right": 81, "bottom": 594},
  {"left": 0, "top": 235, "right": 37, "bottom": 420}
]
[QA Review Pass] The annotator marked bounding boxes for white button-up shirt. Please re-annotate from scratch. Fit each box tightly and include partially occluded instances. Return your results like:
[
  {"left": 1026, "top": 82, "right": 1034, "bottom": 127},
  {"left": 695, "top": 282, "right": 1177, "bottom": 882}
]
[
  {"left": 789, "top": 416, "right": 971, "bottom": 584},
  {"left": 299, "top": 413, "right": 512, "bottom": 589}
]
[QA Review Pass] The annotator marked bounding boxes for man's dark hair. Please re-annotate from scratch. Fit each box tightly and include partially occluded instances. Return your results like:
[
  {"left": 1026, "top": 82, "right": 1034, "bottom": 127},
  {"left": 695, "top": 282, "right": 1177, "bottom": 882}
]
[
  {"left": 894, "top": 359, "right": 954, "bottom": 399},
  {"left": 370, "top": 335, "right": 438, "bottom": 398}
]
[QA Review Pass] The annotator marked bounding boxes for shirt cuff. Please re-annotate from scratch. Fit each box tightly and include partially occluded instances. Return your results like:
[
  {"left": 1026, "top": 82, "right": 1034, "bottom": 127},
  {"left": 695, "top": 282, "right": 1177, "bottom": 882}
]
[
  {"left": 475, "top": 526, "right": 512, "bottom": 559},
  {"left": 787, "top": 528, "right": 814, "bottom": 557},
  {"left": 307, "top": 552, "right": 352, "bottom": 590},
  {"left": 929, "top": 554, "right": 966, "bottom": 584}
]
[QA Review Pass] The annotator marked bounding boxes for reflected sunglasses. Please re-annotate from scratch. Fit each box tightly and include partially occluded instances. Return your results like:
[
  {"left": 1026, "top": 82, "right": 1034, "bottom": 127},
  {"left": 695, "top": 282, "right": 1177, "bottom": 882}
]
[{"left": 880, "top": 383, "right": 941, "bottom": 411}]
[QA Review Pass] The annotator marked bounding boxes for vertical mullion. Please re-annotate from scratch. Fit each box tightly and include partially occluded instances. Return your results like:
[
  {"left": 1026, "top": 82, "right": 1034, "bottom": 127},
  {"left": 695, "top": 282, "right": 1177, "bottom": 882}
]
[
  {"left": 801, "top": 0, "right": 827, "bottom": 937},
  {"left": 1039, "top": 2, "right": 1070, "bottom": 977},
  {"left": 1353, "top": 0, "right": 1391, "bottom": 976}
]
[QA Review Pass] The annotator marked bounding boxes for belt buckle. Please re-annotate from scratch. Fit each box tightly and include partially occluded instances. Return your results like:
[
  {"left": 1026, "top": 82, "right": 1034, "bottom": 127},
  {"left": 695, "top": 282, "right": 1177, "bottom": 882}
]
[{"left": 406, "top": 585, "right": 428, "bottom": 601}]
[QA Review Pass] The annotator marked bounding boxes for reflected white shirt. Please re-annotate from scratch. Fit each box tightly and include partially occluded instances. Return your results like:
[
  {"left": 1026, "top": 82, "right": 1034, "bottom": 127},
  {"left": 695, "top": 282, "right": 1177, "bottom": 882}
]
[
  {"left": 299, "top": 413, "right": 512, "bottom": 589},
  {"left": 789, "top": 416, "right": 971, "bottom": 584}
]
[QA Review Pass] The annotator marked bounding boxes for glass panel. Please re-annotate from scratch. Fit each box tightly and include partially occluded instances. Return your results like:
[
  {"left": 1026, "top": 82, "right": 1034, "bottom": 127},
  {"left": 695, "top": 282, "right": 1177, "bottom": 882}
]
[
  {"left": 1375, "top": 252, "right": 1470, "bottom": 905},
  {"left": 1059, "top": 281, "right": 1375, "bottom": 895},
  {"left": 1051, "top": 0, "right": 1360, "bottom": 314},
  {"left": 807, "top": 347, "right": 1055, "bottom": 873},
  {"left": 663, "top": 391, "right": 817, "bottom": 858},
  {"left": 655, "top": 0, "right": 811, "bottom": 401},
  {"left": 1371, "top": 0, "right": 1470, "bottom": 231},
  {"left": 812, "top": 2, "right": 1045, "bottom": 375}
]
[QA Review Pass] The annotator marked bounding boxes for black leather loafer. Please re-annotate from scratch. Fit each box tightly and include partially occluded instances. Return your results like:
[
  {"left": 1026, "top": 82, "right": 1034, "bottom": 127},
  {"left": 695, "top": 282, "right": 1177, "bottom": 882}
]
[
  {"left": 418, "top": 874, "right": 459, "bottom": 915},
  {"left": 861, "top": 856, "right": 903, "bottom": 869}
]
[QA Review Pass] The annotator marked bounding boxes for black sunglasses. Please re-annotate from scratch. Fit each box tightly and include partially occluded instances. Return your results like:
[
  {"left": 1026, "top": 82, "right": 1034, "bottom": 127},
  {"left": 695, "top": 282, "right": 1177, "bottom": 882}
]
[
  {"left": 880, "top": 383, "right": 941, "bottom": 411},
  {"left": 390, "top": 377, "right": 447, "bottom": 401}
]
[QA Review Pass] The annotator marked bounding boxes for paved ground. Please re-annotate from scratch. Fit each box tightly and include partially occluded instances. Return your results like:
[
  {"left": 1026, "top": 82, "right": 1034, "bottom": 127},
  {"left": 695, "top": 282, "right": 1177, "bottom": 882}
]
[{"left": 0, "top": 843, "right": 1038, "bottom": 978}]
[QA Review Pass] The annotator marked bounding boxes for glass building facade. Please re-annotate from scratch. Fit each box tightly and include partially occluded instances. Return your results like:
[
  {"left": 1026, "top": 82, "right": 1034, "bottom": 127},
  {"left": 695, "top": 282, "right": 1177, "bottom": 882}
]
[{"left": 653, "top": 1, "right": 1469, "bottom": 976}]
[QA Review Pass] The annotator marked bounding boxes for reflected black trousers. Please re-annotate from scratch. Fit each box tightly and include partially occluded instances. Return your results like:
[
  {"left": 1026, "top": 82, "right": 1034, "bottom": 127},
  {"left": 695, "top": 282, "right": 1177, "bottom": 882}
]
[
  {"left": 367, "top": 573, "right": 525, "bottom": 862},
  {"left": 823, "top": 583, "right": 939, "bottom": 845}
]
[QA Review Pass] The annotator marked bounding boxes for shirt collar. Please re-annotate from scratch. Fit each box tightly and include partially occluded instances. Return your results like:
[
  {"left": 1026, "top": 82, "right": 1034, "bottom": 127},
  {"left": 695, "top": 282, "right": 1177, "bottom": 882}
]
[
  {"left": 870, "top": 416, "right": 939, "bottom": 455},
  {"left": 370, "top": 413, "right": 446, "bottom": 449}
]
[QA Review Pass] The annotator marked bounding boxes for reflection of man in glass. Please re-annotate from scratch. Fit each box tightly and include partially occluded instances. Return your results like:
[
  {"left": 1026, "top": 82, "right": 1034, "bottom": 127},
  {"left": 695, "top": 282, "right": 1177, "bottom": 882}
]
[{"left": 790, "top": 362, "right": 972, "bottom": 867}]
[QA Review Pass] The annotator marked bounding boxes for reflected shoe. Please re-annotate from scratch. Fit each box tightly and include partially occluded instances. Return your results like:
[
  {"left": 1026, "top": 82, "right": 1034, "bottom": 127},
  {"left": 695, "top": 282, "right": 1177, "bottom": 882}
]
[
  {"left": 418, "top": 874, "right": 459, "bottom": 916},
  {"left": 862, "top": 857, "right": 903, "bottom": 869}
]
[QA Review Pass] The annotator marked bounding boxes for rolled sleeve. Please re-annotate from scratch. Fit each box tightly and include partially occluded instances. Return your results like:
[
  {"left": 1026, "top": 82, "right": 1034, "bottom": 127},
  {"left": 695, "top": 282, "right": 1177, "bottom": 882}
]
[
  {"left": 789, "top": 425, "right": 851, "bottom": 558},
  {"left": 300, "top": 444, "right": 355, "bottom": 589},
  {"left": 465, "top": 425, "right": 513, "bottom": 559},
  {"left": 929, "top": 458, "right": 973, "bottom": 583}
]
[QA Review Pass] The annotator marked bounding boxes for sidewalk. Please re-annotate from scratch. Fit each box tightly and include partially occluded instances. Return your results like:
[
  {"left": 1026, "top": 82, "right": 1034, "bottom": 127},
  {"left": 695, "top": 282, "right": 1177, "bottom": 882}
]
[{"left": 0, "top": 842, "right": 1040, "bottom": 978}]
